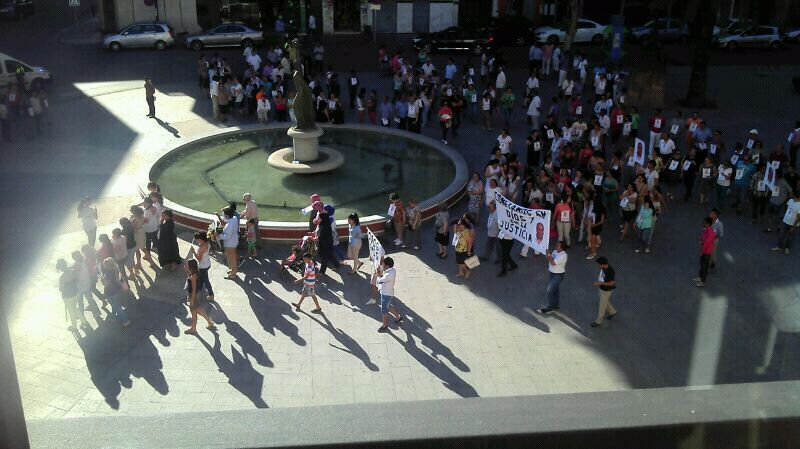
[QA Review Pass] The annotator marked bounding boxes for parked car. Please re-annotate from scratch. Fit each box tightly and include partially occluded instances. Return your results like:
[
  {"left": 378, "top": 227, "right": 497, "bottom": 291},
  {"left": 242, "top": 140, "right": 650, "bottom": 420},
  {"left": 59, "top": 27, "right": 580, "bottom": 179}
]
[
  {"left": 534, "top": 19, "right": 607, "bottom": 45},
  {"left": 481, "top": 15, "right": 536, "bottom": 46},
  {"left": 0, "top": 0, "right": 34, "bottom": 19},
  {"left": 186, "top": 23, "right": 263, "bottom": 50},
  {"left": 0, "top": 52, "right": 50, "bottom": 95},
  {"left": 411, "top": 26, "right": 492, "bottom": 55},
  {"left": 715, "top": 26, "right": 782, "bottom": 50},
  {"left": 785, "top": 27, "right": 800, "bottom": 43},
  {"left": 713, "top": 18, "right": 754, "bottom": 36},
  {"left": 631, "top": 18, "right": 689, "bottom": 43},
  {"left": 103, "top": 22, "right": 175, "bottom": 51}
]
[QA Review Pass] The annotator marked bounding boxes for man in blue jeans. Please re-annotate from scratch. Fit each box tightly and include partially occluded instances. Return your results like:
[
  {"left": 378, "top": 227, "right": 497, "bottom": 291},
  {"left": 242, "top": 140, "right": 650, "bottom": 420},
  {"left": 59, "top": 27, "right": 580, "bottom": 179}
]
[
  {"left": 376, "top": 257, "right": 403, "bottom": 332},
  {"left": 538, "top": 241, "right": 568, "bottom": 314}
]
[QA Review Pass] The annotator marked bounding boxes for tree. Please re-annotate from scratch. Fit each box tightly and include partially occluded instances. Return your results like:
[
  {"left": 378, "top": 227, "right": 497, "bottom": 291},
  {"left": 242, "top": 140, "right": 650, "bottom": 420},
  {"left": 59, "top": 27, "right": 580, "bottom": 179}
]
[
  {"left": 563, "top": 0, "right": 581, "bottom": 52},
  {"left": 259, "top": 0, "right": 275, "bottom": 36},
  {"left": 681, "top": 0, "right": 721, "bottom": 108}
]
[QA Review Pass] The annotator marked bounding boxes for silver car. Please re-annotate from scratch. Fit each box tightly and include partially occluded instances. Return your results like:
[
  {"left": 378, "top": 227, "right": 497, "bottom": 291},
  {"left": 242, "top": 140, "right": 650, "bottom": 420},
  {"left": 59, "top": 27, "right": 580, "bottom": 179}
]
[
  {"left": 186, "top": 23, "right": 263, "bottom": 51},
  {"left": 715, "top": 26, "right": 782, "bottom": 50},
  {"left": 104, "top": 22, "right": 175, "bottom": 51}
]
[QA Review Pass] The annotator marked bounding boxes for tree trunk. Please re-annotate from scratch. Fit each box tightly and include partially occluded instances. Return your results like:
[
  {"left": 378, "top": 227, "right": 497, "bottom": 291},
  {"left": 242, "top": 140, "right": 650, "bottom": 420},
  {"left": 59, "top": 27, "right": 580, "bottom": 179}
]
[
  {"left": 683, "top": 0, "right": 720, "bottom": 108},
  {"left": 259, "top": 0, "right": 275, "bottom": 35},
  {"left": 564, "top": 0, "right": 579, "bottom": 51}
]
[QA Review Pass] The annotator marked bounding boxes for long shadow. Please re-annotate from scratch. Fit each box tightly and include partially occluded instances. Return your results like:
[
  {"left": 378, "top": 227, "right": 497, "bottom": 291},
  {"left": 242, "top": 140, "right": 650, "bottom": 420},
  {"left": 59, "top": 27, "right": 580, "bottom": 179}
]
[
  {"left": 195, "top": 331, "right": 268, "bottom": 408},
  {"left": 154, "top": 117, "right": 181, "bottom": 138},
  {"left": 302, "top": 310, "right": 379, "bottom": 372},
  {"left": 229, "top": 259, "right": 307, "bottom": 347},
  {"left": 210, "top": 304, "right": 274, "bottom": 368}
]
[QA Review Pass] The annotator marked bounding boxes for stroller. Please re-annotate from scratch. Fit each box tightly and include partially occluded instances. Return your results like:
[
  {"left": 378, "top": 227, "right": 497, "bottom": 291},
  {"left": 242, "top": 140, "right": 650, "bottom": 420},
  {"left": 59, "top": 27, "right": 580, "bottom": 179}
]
[
  {"left": 279, "top": 233, "right": 317, "bottom": 275},
  {"left": 207, "top": 218, "right": 224, "bottom": 253}
]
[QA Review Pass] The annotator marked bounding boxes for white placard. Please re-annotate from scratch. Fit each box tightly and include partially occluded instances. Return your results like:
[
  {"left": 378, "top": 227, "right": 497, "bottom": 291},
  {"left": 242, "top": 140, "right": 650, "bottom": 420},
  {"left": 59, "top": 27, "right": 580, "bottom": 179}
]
[
  {"left": 623, "top": 123, "right": 631, "bottom": 134},
  {"left": 367, "top": 229, "right": 385, "bottom": 270},
  {"left": 731, "top": 155, "right": 739, "bottom": 165},
  {"left": 735, "top": 168, "right": 744, "bottom": 180},
  {"left": 591, "top": 136, "right": 600, "bottom": 147},
  {"left": 575, "top": 105, "right": 582, "bottom": 116},
  {"left": 534, "top": 141, "right": 541, "bottom": 151},
  {"left": 689, "top": 123, "right": 698, "bottom": 132},
  {"left": 670, "top": 124, "right": 679, "bottom": 134},
  {"left": 757, "top": 181, "right": 766, "bottom": 192},
  {"left": 560, "top": 210, "right": 570, "bottom": 222},
  {"left": 594, "top": 175, "right": 603, "bottom": 186},
  {"left": 546, "top": 192, "right": 554, "bottom": 203},
  {"left": 709, "top": 143, "right": 716, "bottom": 154},
  {"left": 654, "top": 118, "right": 662, "bottom": 128},
  {"left": 702, "top": 168, "right": 711, "bottom": 179},
  {"left": 387, "top": 203, "right": 396, "bottom": 216},
  {"left": 682, "top": 160, "right": 692, "bottom": 171},
  {"left": 351, "top": 77, "right": 358, "bottom": 86},
  {"left": 747, "top": 139, "right": 754, "bottom": 149},
  {"left": 616, "top": 115, "right": 623, "bottom": 124},
  {"left": 547, "top": 129, "right": 555, "bottom": 139},
  {"left": 382, "top": 118, "right": 389, "bottom": 126},
  {"left": 633, "top": 138, "right": 646, "bottom": 165},
  {"left": 495, "top": 193, "right": 551, "bottom": 255},
  {"left": 669, "top": 160, "right": 679, "bottom": 170}
]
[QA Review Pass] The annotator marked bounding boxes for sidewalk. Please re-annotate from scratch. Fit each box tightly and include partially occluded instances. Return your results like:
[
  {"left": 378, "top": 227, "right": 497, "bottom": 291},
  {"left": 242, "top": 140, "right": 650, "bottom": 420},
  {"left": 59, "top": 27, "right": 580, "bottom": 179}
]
[{"left": 57, "top": 16, "right": 104, "bottom": 46}]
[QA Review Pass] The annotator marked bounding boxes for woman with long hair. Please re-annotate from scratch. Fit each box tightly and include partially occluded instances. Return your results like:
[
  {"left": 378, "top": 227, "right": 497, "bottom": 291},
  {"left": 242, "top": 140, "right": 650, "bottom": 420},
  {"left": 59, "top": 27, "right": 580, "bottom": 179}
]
[
  {"left": 453, "top": 219, "right": 475, "bottom": 279},
  {"left": 157, "top": 210, "right": 182, "bottom": 271},
  {"left": 434, "top": 202, "right": 450, "bottom": 258},
  {"left": 347, "top": 213, "right": 363, "bottom": 274},
  {"left": 184, "top": 259, "right": 216, "bottom": 335}
]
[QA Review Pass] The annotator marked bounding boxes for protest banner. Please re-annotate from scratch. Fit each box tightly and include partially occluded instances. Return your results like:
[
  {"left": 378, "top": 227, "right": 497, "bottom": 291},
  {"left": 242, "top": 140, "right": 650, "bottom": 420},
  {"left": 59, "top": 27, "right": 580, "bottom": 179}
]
[
  {"left": 495, "top": 193, "right": 551, "bottom": 254},
  {"left": 633, "top": 137, "right": 646, "bottom": 166},
  {"left": 367, "top": 228, "right": 384, "bottom": 270}
]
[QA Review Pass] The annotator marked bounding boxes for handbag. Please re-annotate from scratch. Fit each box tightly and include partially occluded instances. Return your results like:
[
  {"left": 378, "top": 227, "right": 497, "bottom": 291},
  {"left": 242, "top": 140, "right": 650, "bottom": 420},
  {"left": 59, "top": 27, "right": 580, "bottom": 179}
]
[{"left": 464, "top": 255, "right": 480, "bottom": 269}]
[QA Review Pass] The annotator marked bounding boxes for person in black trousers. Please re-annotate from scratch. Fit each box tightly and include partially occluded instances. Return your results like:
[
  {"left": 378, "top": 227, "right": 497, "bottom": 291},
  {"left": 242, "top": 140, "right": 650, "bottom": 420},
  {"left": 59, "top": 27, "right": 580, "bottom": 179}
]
[
  {"left": 497, "top": 232, "right": 518, "bottom": 277},
  {"left": 144, "top": 78, "right": 156, "bottom": 118},
  {"left": 316, "top": 211, "right": 340, "bottom": 275}
]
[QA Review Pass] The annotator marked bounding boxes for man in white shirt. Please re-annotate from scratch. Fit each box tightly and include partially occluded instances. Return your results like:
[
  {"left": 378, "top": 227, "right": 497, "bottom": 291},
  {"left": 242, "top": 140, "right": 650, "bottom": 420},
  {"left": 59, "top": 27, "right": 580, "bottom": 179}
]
[
  {"left": 376, "top": 257, "right": 403, "bottom": 332},
  {"left": 421, "top": 59, "right": 435, "bottom": 77},
  {"left": 658, "top": 132, "right": 676, "bottom": 164},
  {"left": 209, "top": 76, "right": 220, "bottom": 119},
  {"left": 218, "top": 207, "right": 240, "bottom": 279},
  {"left": 246, "top": 52, "right": 261, "bottom": 71},
  {"left": 773, "top": 190, "right": 800, "bottom": 255},
  {"left": 495, "top": 67, "right": 506, "bottom": 90},
  {"left": 527, "top": 91, "right": 541, "bottom": 129},
  {"left": 538, "top": 241, "right": 567, "bottom": 314},
  {"left": 482, "top": 201, "right": 501, "bottom": 263}
]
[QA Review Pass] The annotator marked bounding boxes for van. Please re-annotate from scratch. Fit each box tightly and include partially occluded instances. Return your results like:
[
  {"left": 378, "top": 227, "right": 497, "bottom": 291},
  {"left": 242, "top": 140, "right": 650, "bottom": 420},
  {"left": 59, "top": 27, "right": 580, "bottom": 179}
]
[{"left": 0, "top": 52, "right": 51, "bottom": 95}]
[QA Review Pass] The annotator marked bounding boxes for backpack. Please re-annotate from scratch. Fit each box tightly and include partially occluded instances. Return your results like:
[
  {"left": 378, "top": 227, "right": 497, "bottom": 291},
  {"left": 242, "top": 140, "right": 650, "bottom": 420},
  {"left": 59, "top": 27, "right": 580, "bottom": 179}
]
[{"left": 59, "top": 268, "right": 79, "bottom": 298}]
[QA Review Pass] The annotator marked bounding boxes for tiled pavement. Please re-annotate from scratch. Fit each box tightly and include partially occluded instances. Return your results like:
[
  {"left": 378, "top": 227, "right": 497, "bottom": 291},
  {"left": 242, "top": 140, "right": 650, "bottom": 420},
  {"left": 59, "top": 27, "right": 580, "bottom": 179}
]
[{"left": 5, "top": 62, "right": 800, "bottom": 421}]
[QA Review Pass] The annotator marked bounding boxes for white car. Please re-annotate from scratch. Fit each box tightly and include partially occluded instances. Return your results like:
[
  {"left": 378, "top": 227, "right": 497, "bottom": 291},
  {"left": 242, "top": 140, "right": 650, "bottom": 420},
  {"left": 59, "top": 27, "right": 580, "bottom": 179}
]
[
  {"left": 535, "top": 19, "right": 606, "bottom": 45},
  {"left": 0, "top": 52, "right": 51, "bottom": 95},
  {"left": 786, "top": 28, "right": 800, "bottom": 43}
]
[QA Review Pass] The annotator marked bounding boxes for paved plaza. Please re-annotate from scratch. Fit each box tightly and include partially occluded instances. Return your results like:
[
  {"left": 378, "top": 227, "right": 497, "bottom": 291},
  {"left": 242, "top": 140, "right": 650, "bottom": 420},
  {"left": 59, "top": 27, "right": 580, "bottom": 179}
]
[{"left": 4, "top": 55, "right": 800, "bottom": 424}]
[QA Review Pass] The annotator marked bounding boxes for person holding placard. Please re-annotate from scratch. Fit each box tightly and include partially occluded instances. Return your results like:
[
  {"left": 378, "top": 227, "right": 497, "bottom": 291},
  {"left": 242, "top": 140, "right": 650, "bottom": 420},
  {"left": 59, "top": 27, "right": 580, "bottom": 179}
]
[
  {"left": 768, "top": 144, "right": 790, "bottom": 177},
  {"left": 648, "top": 108, "right": 666, "bottom": 156},
  {"left": 765, "top": 174, "right": 793, "bottom": 233},
  {"left": 619, "top": 183, "right": 639, "bottom": 241},
  {"left": 681, "top": 149, "right": 698, "bottom": 202},
  {"left": 745, "top": 129, "right": 761, "bottom": 153},
  {"left": 772, "top": 190, "right": 800, "bottom": 255},
  {"left": 538, "top": 241, "right": 568, "bottom": 315},
  {"left": 750, "top": 164, "right": 769, "bottom": 225},
  {"left": 438, "top": 101, "right": 453, "bottom": 145},
  {"left": 706, "top": 130, "right": 725, "bottom": 165},
  {"left": 554, "top": 194, "right": 574, "bottom": 248},
  {"left": 694, "top": 217, "right": 716, "bottom": 287},
  {"left": 633, "top": 197, "right": 654, "bottom": 254},
  {"left": 698, "top": 158, "right": 716, "bottom": 205},
  {"left": 715, "top": 160, "right": 734, "bottom": 210}
]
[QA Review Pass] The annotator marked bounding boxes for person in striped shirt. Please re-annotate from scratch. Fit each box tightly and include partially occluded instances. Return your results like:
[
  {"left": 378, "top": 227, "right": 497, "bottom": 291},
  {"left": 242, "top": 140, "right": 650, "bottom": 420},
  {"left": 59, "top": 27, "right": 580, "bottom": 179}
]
[{"left": 292, "top": 254, "right": 322, "bottom": 314}]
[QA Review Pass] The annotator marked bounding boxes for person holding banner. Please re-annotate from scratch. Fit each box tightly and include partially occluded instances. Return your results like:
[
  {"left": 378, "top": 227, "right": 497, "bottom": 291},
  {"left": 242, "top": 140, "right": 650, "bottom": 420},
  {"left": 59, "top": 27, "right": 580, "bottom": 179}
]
[
  {"left": 376, "top": 257, "right": 403, "bottom": 333},
  {"left": 538, "top": 241, "right": 568, "bottom": 314},
  {"left": 453, "top": 219, "right": 475, "bottom": 279}
]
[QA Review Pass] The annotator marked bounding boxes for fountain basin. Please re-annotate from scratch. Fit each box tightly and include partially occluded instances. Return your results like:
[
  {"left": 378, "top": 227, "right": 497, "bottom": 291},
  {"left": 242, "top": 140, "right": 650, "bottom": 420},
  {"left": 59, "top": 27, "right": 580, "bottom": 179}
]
[{"left": 150, "top": 124, "right": 468, "bottom": 240}]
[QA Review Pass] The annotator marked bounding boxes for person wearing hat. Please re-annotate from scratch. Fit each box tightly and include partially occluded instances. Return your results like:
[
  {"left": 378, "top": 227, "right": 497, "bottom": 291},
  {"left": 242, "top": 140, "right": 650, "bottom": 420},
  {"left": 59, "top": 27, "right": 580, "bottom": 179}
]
[
  {"left": 591, "top": 256, "right": 617, "bottom": 327},
  {"left": 745, "top": 129, "right": 762, "bottom": 153}
]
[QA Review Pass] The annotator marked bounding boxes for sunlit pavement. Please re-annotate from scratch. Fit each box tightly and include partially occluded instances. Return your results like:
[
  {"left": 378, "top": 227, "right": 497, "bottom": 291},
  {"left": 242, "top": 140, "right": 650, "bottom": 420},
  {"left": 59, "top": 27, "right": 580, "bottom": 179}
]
[{"left": 4, "top": 52, "right": 800, "bottom": 420}]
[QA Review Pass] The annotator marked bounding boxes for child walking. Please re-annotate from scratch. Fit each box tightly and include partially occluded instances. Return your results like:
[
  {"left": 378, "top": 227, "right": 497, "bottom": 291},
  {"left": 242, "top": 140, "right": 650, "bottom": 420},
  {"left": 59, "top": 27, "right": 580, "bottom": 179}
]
[{"left": 292, "top": 254, "right": 322, "bottom": 314}]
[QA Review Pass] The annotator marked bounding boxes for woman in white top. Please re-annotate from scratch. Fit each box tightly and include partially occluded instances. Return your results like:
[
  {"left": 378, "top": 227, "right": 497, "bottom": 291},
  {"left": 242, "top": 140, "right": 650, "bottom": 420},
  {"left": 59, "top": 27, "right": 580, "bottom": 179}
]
[
  {"left": 525, "top": 71, "right": 539, "bottom": 97},
  {"left": 484, "top": 160, "right": 501, "bottom": 191}
]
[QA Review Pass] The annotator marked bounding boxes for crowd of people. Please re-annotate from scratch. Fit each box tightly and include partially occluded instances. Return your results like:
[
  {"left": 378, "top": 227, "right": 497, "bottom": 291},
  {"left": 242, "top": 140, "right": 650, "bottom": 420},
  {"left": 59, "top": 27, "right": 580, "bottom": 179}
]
[{"left": 56, "top": 36, "right": 800, "bottom": 336}]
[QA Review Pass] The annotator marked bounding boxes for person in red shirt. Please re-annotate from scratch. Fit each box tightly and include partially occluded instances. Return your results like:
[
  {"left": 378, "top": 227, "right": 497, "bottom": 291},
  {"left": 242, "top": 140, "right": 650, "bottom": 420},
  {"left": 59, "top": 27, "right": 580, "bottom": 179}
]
[
  {"left": 610, "top": 103, "right": 625, "bottom": 145},
  {"left": 768, "top": 144, "right": 790, "bottom": 176},
  {"left": 695, "top": 217, "right": 716, "bottom": 287},
  {"left": 553, "top": 194, "right": 574, "bottom": 247},
  {"left": 648, "top": 108, "right": 666, "bottom": 156},
  {"left": 438, "top": 101, "right": 453, "bottom": 144}
]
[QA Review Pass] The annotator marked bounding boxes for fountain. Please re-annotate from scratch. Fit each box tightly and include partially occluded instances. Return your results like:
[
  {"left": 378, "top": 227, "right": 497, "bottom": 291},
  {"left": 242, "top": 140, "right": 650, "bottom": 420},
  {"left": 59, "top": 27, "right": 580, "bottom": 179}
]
[
  {"left": 266, "top": 71, "right": 344, "bottom": 174},
  {"left": 149, "top": 71, "right": 468, "bottom": 240}
]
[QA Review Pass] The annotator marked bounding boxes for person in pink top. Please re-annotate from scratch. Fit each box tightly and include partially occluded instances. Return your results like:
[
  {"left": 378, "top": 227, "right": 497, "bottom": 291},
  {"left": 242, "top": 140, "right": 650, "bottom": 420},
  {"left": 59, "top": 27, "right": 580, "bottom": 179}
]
[{"left": 694, "top": 217, "right": 716, "bottom": 287}]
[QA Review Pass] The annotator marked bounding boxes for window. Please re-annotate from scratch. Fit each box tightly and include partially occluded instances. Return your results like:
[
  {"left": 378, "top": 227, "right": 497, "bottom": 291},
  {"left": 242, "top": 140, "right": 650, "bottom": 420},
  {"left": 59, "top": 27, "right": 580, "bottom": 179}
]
[
  {"left": 5, "top": 60, "right": 19, "bottom": 74},
  {"left": 228, "top": 25, "right": 245, "bottom": 33},
  {"left": 577, "top": 20, "right": 592, "bottom": 29},
  {"left": 143, "top": 25, "right": 161, "bottom": 33},
  {"left": 124, "top": 25, "right": 143, "bottom": 35}
]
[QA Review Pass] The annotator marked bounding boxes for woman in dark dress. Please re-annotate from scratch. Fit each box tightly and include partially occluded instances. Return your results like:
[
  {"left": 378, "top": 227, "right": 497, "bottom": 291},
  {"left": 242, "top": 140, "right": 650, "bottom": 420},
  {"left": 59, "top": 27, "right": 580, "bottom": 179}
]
[
  {"left": 316, "top": 211, "right": 340, "bottom": 275},
  {"left": 184, "top": 259, "right": 215, "bottom": 334},
  {"left": 158, "top": 209, "right": 182, "bottom": 271}
]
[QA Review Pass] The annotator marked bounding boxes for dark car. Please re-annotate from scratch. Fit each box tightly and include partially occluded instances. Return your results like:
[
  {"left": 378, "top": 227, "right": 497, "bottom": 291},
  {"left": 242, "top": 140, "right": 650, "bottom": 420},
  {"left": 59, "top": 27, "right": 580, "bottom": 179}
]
[
  {"left": 0, "top": 0, "right": 34, "bottom": 19},
  {"left": 482, "top": 15, "right": 536, "bottom": 46},
  {"left": 411, "top": 26, "right": 492, "bottom": 55}
]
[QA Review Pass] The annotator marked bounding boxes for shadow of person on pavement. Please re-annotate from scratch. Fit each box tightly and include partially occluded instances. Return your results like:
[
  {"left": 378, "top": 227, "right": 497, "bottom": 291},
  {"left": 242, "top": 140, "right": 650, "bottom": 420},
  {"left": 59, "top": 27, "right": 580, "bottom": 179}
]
[
  {"left": 195, "top": 330, "right": 268, "bottom": 408},
  {"left": 302, "top": 310, "right": 379, "bottom": 372},
  {"left": 210, "top": 303, "right": 274, "bottom": 368},
  {"left": 154, "top": 117, "right": 180, "bottom": 138}
]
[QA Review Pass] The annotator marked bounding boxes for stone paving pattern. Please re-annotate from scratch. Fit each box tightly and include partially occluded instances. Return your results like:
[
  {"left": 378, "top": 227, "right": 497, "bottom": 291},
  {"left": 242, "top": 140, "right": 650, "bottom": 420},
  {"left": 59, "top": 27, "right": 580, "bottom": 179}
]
[{"left": 5, "top": 59, "right": 800, "bottom": 420}]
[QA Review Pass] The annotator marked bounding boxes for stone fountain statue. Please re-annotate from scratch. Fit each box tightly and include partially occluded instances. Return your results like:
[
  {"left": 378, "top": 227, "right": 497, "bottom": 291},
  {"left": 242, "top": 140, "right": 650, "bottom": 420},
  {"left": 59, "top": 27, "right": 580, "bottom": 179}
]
[{"left": 267, "top": 70, "right": 344, "bottom": 174}]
